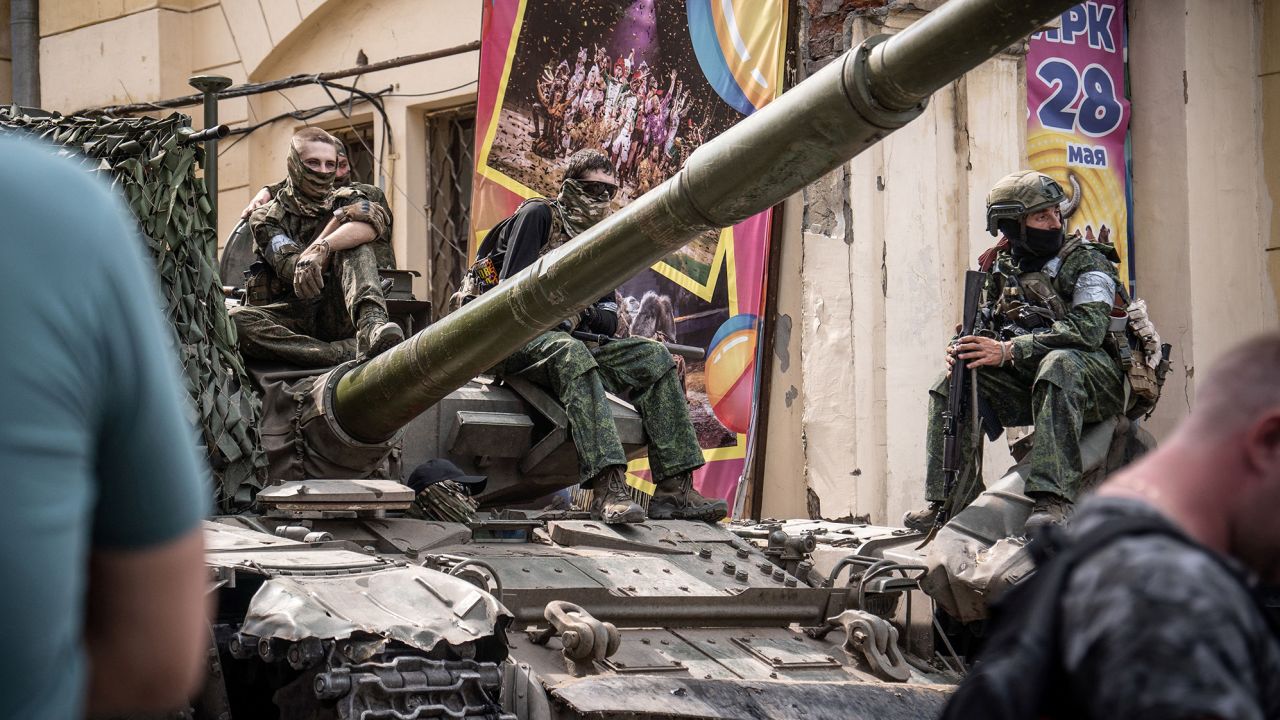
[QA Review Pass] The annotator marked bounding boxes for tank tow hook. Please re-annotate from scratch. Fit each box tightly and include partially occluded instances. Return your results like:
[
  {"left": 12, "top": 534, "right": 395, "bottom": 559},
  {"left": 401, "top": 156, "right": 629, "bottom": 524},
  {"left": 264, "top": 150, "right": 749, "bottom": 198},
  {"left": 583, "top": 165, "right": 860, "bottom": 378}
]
[
  {"left": 809, "top": 610, "right": 911, "bottom": 682},
  {"left": 528, "top": 601, "right": 621, "bottom": 675}
]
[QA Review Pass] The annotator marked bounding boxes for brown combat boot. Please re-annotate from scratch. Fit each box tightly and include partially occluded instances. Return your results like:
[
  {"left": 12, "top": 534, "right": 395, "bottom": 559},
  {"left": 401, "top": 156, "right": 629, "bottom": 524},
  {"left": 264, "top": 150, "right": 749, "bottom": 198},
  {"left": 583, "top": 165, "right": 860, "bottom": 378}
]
[
  {"left": 902, "top": 501, "right": 943, "bottom": 532},
  {"left": 1024, "top": 493, "right": 1073, "bottom": 534},
  {"left": 648, "top": 472, "right": 728, "bottom": 522},
  {"left": 356, "top": 309, "right": 404, "bottom": 360},
  {"left": 589, "top": 466, "right": 645, "bottom": 524}
]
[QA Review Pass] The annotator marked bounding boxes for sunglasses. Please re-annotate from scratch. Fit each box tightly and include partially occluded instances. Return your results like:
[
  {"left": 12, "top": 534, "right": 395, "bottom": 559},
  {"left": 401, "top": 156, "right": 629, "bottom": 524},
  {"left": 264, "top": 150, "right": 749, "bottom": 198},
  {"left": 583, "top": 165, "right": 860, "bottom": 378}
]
[{"left": 578, "top": 180, "right": 619, "bottom": 201}]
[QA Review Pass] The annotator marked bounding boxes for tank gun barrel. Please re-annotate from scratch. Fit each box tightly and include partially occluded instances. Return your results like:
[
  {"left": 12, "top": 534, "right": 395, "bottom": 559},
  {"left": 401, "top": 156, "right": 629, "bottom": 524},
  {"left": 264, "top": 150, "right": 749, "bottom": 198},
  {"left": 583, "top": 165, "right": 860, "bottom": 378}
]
[{"left": 334, "top": 0, "right": 1075, "bottom": 443}]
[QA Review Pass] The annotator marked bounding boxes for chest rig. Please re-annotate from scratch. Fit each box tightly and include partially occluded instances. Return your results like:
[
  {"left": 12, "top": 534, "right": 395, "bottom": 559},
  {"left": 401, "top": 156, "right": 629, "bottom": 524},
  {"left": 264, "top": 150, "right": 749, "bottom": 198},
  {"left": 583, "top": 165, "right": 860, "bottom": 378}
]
[
  {"left": 451, "top": 198, "right": 566, "bottom": 312},
  {"left": 989, "top": 238, "right": 1083, "bottom": 335}
]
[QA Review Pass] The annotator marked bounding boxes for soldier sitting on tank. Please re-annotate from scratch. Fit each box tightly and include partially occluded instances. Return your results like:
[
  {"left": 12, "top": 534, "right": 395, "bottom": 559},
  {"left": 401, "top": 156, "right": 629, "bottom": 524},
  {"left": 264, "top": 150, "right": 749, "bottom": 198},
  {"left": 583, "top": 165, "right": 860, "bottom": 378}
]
[
  {"left": 230, "top": 128, "right": 403, "bottom": 367},
  {"left": 480, "top": 149, "right": 726, "bottom": 524},
  {"left": 904, "top": 171, "right": 1127, "bottom": 533},
  {"left": 240, "top": 139, "right": 390, "bottom": 227}
]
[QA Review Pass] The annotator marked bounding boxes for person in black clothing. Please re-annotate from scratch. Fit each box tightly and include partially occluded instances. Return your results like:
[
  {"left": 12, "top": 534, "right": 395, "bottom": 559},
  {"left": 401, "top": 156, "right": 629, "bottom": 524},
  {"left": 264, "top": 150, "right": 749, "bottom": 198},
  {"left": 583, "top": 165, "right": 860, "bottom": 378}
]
[
  {"left": 944, "top": 332, "right": 1280, "bottom": 719},
  {"left": 489, "top": 149, "right": 726, "bottom": 524}
]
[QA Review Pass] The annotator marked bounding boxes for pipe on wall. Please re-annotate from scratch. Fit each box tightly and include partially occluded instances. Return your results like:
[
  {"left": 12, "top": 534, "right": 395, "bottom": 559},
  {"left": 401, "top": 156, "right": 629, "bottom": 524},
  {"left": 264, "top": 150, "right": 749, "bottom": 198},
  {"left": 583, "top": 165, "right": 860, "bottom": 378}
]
[{"left": 10, "top": 0, "right": 39, "bottom": 108}]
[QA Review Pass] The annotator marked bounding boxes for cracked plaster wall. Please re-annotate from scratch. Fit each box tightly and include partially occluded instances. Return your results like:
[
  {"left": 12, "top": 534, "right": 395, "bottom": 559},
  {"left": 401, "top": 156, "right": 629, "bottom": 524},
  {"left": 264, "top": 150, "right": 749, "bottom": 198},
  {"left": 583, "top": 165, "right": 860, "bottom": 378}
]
[
  {"left": 763, "top": 0, "right": 1025, "bottom": 524},
  {"left": 764, "top": 0, "right": 1279, "bottom": 525}
]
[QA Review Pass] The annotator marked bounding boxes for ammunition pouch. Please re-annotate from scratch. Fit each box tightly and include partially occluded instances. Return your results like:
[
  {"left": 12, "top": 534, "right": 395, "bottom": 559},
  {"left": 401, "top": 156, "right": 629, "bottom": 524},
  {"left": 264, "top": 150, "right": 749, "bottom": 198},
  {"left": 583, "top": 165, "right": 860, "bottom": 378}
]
[
  {"left": 1106, "top": 297, "right": 1171, "bottom": 419},
  {"left": 1001, "top": 301, "right": 1055, "bottom": 331},
  {"left": 448, "top": 255, "right": 501, "bottom": 313},
  {"left": 244, "top": 260, "right": 289, "bottom": 306}
]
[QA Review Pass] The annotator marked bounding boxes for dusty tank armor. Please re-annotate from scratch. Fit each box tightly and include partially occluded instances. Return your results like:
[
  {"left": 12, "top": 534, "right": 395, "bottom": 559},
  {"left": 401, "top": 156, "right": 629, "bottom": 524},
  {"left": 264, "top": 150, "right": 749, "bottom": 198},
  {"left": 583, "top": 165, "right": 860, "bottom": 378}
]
[{"left": 6, "top": 0, "right": 1083, "bottom": 716}]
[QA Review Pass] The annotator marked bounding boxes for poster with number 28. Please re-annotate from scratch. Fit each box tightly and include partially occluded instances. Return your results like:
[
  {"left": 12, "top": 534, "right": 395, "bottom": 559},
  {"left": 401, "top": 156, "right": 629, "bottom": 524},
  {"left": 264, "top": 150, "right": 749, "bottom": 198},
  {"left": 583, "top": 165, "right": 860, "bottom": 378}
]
[{"left": 1028, "top": 1, "right": 1133, "bottom": 285}]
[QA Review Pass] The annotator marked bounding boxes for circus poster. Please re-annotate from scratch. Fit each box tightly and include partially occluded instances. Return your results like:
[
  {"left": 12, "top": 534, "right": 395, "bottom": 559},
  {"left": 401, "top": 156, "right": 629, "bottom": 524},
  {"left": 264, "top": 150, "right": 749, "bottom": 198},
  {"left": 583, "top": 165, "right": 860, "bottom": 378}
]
[{"left": 471, "top": 0, "right": 789, "bottom": 510}]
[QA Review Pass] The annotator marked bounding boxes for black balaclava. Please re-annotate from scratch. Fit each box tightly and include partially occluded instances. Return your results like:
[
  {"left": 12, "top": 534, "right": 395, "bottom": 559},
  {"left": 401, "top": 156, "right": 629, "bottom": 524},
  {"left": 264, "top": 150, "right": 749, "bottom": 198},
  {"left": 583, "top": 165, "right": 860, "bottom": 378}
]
[{"left": 1000, "top": 217, "right": 1064, "bottom": 272}]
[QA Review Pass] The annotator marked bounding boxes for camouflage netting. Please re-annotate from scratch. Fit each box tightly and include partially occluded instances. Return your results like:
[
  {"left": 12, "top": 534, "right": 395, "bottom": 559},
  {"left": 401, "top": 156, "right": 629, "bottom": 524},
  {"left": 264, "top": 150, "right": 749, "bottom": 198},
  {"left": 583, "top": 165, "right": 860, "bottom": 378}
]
[{"left": 0, "top": 108, "right": 267, "bottom": 510}]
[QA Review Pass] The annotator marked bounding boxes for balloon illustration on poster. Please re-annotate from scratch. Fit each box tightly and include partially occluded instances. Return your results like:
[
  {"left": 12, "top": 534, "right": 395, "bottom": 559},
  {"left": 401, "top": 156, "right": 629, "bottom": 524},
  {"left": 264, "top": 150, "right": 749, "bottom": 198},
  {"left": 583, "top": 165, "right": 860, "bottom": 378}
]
[{"left": 705, "top": 314, "right": 757, "bottom": 435}]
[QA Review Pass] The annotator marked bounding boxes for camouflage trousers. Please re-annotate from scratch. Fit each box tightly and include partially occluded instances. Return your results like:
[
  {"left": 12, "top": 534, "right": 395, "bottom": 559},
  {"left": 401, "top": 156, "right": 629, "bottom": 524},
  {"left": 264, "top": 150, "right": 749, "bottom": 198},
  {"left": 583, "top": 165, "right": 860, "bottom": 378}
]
[
  {"left": 497, "top": 332, "right": 705, "bottom": 485},
  {"left": 231, "top": 243, "right": 387, "bottom": 368},
  {"left": 925, "top": 347, "right": 1126, "bottom": 504}
]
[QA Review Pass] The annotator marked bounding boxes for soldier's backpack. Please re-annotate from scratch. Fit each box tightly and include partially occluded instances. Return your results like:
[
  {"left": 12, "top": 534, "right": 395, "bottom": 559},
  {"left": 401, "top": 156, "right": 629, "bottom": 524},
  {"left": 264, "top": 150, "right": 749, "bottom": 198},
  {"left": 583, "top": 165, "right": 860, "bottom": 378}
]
[
  {"left": 450, "top": 197, "right": 561, "bottom": 311},
  {"left": 938, "top": 516, "right": 1202, "bottom": 720}
]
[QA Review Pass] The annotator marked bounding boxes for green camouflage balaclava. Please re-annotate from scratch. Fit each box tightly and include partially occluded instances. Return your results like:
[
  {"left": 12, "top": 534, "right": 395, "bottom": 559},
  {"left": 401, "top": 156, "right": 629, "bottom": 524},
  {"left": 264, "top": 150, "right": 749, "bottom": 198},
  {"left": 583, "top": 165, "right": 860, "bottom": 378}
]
[
  {"left": 557, "top": 178, "right": 612, "bottom": 238},
  {"left": 277, "top": 140, "right": 336, "bottom": 216}
]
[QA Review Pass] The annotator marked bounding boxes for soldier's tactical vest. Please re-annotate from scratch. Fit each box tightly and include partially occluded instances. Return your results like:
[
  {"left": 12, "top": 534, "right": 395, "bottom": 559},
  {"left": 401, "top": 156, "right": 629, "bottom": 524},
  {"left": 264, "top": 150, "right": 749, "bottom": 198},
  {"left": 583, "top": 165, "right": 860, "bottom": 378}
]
[
  {"left": 990, "top": 238, "right": 1083, "bottom": 332},
  {"left": 989, "top": 238, "right": 1170, "bottom": 419}
]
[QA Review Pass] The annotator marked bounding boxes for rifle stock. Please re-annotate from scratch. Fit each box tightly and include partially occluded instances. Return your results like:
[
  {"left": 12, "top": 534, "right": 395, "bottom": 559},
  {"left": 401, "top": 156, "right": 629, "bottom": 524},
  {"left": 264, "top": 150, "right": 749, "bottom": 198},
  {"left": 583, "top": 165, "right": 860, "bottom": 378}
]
[{"left": 570, "top": 330, "right": 706, "bottom": 361}]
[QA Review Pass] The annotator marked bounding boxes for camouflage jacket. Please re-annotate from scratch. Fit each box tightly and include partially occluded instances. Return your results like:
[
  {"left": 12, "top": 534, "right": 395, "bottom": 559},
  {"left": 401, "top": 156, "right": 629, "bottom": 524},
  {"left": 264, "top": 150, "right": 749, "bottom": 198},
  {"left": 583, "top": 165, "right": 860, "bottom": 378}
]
[
  {"left": 1060, "top": 497, "right": 1280, "bottom": 720},
  {"left": 249, "top": 183, "right": 395, "bottom": 280},
  {"left": 985, "top": 240, "right": 1120, "bottom": 366}
]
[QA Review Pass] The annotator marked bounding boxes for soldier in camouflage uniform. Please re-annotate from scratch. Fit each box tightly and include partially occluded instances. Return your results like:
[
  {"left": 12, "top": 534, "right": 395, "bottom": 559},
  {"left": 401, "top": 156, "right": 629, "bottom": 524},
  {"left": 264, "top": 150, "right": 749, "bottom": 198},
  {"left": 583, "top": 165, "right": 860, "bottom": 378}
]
[
  {"left": 905, "top": 171, "right": 1127, "bottom": 532},
  {"left": 487, "top": 149, "right": 724, "bottom": 524},
  {"left": 230, "top": 128, "right": 403, "bottom": 367}
]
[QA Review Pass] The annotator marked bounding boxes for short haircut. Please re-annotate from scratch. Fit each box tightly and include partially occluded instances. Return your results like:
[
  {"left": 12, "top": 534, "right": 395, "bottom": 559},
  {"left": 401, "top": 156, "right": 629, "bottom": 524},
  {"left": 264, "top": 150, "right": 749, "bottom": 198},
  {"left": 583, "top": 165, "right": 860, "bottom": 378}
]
[
  {"left": 564, "top": 149, "right": 615, "bottom": 181},
  {"left": 291, "top": 127, "right": 338, "bottom": 153},
  {"left": 1189, "top": 332, "right": 1280, "bottom": 438}
]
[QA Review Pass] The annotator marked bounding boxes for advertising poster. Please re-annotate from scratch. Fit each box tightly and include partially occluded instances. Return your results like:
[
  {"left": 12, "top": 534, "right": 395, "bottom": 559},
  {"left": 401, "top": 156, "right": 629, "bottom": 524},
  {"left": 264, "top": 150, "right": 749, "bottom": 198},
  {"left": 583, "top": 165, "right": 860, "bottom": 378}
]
[
  {"left": 1027, "top": 0, "right": 1133, "bottom": 284},
  {"left": 471, "top": 0, "right": 788, "bottom": 508}
]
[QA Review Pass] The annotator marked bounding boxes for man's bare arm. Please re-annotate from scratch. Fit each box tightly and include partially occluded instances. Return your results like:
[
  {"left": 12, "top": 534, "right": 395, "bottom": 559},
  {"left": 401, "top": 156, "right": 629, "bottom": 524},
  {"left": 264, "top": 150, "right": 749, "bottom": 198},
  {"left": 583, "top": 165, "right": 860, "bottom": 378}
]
[
  {"left": 320, "top": 219, "right": 377, "bottom": 252},
  {"left": 85, "top": 527, "right": 210, "bottom": 715}
]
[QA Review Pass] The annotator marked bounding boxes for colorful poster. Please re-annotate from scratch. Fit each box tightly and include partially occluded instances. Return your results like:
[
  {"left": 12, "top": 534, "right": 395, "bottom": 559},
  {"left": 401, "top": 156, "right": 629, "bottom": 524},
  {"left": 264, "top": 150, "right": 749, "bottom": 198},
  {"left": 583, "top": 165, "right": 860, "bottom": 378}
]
[
  {"left": 472, "top": 0, "right": 788, "bottom": 509},
  {"left": 1027, "top": 1, "right": 1132, "bottom": 283}
]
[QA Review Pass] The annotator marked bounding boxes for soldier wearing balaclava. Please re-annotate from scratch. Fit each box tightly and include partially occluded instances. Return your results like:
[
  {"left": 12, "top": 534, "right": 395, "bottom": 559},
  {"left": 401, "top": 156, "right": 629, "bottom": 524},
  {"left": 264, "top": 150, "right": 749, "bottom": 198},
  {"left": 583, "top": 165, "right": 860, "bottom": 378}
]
[
  {"left": 905, "top": 171, "right": 1129, "bottom": 534},
  {"left": 230, "top": 127, "right": 401, "bottom": 367}
]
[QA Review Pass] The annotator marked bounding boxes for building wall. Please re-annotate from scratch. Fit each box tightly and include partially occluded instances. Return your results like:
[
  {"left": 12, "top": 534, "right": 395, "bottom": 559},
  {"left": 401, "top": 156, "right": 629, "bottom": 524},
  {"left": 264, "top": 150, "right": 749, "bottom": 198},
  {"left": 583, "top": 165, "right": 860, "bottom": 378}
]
[
  {"left": 1264, "top": 0, "right": 1280, "bottom": 312},
  {"left": 35, "top": 0, "right": 481, "bottom": 300},
  {"left": 762, "top": 1, "right": 1021, "bottom": 523},
  {"left": 1129, "top": 0, "right": 1277, "bottom": 434}
]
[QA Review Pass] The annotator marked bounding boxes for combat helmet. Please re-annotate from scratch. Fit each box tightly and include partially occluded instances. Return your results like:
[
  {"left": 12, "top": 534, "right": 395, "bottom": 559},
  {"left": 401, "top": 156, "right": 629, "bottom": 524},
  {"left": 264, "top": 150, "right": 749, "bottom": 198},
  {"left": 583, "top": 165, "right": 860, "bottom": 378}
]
[{"left": 985, "top": 170, "right": 1067, "bottom": 236}]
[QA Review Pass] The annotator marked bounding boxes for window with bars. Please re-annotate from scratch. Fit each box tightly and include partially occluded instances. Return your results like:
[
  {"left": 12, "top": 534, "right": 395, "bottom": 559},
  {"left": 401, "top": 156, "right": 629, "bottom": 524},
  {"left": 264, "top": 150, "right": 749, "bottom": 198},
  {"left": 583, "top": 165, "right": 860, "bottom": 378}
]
[
  {"left": 329, "top": 123, "right": 377, "bottom": 186},
  {"left": 424, "top": 107, "right": 476, "bottom": 319}
]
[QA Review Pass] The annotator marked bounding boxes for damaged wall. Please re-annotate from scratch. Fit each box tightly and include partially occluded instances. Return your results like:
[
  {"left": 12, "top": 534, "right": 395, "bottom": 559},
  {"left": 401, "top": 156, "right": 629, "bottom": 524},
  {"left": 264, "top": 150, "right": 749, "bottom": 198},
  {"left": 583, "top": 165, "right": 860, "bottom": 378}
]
[
  {"left": 764, "top": 0, "right": 1279, "bottom": 525},
  {"left": 763, "top": 0, "right": 1022, "bottom": 524}
]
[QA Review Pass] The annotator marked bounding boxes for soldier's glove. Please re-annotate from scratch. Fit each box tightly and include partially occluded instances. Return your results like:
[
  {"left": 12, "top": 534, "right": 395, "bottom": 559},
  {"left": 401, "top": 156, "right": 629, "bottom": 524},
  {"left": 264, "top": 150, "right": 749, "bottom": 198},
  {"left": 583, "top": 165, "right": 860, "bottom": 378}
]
[
  {"left": 555, "top": 309, "right": 590, "bottom": 334},
  {"left": 292, "top": 239, "right": 330, "bottom": 299},
  {"left": 334, "top": 199, "right": 377, "bottom": 226}
]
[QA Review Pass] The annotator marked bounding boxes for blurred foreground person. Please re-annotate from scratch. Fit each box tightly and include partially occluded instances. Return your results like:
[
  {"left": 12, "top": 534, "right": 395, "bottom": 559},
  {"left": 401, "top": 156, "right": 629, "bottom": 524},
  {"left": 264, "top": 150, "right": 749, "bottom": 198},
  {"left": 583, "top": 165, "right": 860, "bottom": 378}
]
[
  {"left": 942, "top": 332, "right": 1280, "bottom": 720},
  {"left": 0, "top": 137, "right": 210, "bottom": 718}
]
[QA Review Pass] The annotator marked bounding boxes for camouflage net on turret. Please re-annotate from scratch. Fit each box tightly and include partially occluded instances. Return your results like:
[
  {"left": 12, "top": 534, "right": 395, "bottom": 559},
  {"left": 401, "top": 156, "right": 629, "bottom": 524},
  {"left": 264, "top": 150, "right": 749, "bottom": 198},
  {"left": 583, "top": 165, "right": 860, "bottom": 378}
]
[{"left": 0, "top": 108, "right": 267, "bottom": 510}]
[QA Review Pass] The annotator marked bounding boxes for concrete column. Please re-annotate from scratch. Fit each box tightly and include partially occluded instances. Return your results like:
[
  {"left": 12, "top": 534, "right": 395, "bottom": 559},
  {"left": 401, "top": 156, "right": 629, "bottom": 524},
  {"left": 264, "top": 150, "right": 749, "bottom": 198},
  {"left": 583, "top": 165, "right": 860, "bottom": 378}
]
[{"left": 1129, "top": 0, "right": 1276, "bottom": 437}]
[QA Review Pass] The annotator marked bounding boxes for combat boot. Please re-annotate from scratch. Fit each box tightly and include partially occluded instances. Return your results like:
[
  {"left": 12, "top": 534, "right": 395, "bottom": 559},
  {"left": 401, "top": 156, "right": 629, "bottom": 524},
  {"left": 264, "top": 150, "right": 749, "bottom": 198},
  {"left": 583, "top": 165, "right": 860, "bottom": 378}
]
[
  {"left": 357, "top": 309, "right": 404, "bottom": 360},
  {"left": 903, "top": 501, "right": 943, "bottom": 532},
  {"left": 589, "top": 466, "right": 645, "bottom": 524},
  {"left": 1024, "top": 493, "right": 1073, "bottom": 534},
  {"left": 648, "top": 472, "right": 728, "bottom": 522}
]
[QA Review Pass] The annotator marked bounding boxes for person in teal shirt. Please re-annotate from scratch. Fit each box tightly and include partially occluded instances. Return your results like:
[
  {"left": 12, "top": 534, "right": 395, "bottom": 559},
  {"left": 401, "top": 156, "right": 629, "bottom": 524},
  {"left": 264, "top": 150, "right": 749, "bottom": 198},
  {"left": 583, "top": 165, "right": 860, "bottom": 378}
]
[{"left": 0, "top": 136, "right": 210, "bottom": 718}]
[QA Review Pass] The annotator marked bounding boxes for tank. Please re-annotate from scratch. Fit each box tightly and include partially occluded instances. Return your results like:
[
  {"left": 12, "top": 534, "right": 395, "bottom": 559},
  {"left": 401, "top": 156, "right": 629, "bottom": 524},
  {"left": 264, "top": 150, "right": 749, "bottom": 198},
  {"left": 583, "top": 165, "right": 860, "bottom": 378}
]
[{"left": 3, "top": 0, "right": 1081, "bottom": 717}]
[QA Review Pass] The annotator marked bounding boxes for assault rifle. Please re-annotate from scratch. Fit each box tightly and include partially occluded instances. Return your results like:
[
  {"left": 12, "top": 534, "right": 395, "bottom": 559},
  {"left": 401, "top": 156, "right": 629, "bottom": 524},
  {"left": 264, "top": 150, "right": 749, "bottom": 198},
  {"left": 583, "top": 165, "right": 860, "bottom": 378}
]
[
  {"left": 570, "top": 330, "right": 706, "bottom": 361},
  {"left": 933, "top": 270, "right": 988, "bottom": 531}
]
